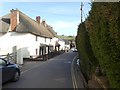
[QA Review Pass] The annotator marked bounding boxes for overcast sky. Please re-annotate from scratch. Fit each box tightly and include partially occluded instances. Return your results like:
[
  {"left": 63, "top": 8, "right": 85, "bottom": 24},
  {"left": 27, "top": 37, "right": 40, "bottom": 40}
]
[{"left": 0, "top": 1, "right": 91, "bottom": 36}]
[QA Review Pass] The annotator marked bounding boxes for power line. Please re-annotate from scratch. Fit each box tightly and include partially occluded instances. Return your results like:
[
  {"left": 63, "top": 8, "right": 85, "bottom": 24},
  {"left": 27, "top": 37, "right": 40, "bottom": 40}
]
[
  {"left": 1, "top": 4, "right": 80, "bottom": 17},
  {"left": 80, "top": 2, "right": 83, "bottom": 23},
  {"left": 80, "top": 2, "right": 91, "bottom": 23}
]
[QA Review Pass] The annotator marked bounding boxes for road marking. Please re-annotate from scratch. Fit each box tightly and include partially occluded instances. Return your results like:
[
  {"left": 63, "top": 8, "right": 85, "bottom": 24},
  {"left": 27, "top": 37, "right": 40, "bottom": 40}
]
[
  {"left": 71, "top": 55, "right": 78, "bottom": 90},
  {"left": 21, "top": 68, "right": 32, "bottom": 74},
  {"left": 20, "top": 54, "right": 78, "bottom": 89},
  {"left": 20, "top": 56, "right": 62, "bottom": 74},
  {"left": 64, "top": 61, "right": 72, "bottom": 64},
  {"left": 21, "top": 62, "right": 45, "bottom": 74}
]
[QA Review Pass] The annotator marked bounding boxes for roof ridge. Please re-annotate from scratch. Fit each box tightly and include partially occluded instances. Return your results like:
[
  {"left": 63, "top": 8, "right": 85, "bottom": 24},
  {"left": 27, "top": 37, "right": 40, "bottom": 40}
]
[
  {"left": 1, "top": 9, "right": 56, "bottom": 38},
  {"left": 19, "top": 10, "right": 54, "bottom": 38}
]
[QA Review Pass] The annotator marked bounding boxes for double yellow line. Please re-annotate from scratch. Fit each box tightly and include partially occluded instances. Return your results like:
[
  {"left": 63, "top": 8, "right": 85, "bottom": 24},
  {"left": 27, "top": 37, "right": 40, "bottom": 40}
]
[{"left": 71, "top": 55, "right": 78, "bottom": 90}]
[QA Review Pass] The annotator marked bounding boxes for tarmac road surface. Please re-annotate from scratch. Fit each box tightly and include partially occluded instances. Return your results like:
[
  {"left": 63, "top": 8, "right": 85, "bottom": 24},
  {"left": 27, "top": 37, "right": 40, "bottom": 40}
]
[{"left": 2, "top": 51, "right": 82, "bottom": 89}]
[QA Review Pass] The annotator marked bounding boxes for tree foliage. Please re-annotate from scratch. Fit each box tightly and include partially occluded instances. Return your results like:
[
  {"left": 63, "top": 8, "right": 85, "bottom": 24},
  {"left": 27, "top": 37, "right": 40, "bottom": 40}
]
[
  {"left": 76, "top": 22, "right": 98, "bottom": 81},
  {"left": 76, "top": 2, "right": 120, "bottom": 88}
]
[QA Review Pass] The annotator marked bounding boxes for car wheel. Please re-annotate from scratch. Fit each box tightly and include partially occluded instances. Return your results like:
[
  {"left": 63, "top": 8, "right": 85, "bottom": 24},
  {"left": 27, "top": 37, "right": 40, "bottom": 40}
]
[{"left": 12, "top": 71, "right": 20, "bottom": 82}]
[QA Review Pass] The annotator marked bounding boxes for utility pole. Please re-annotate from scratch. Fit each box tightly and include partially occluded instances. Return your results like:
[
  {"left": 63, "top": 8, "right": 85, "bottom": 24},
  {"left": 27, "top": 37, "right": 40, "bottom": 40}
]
[{"left": 80, "top": 2, "right": 83, "bottom": 23}]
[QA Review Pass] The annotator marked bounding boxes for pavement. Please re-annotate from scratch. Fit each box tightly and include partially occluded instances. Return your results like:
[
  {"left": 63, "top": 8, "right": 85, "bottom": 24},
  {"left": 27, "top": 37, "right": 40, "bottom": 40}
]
[
  {"left": 71, "top": 53, "right": 85, "bottom": 89},
  {"left": 70, "top": 52, "right": 104, "bottom": 89}
]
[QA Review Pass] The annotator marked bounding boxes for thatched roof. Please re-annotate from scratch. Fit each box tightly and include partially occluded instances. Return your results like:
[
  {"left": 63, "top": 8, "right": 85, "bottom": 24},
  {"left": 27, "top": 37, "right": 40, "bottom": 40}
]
[{"left": 0, "top": 10, "right": 57, "bottom": 38}]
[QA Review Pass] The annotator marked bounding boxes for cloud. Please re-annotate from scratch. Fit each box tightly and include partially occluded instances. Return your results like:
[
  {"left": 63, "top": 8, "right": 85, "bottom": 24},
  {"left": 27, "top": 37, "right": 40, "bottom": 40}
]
[
  {"left": 49, "top": 21, "right": 78, "bottom": 35},
  {"left": 52, "top": 21, "right": 75, "bottom": 29},
  {"left": 44, "top": 6, "right": 80, "bottom": 16}
]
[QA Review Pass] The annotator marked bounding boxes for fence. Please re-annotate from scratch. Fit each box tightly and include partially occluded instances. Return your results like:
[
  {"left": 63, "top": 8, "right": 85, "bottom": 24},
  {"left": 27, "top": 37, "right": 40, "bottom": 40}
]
[{"left": 0, "top": 52, "right": 17, "bottom": 64}]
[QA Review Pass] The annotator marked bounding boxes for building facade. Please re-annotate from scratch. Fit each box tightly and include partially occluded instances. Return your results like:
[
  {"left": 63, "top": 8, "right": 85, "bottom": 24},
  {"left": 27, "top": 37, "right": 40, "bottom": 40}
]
[{"left": 0, "top": 9, "right": 59, "bottom": 64}]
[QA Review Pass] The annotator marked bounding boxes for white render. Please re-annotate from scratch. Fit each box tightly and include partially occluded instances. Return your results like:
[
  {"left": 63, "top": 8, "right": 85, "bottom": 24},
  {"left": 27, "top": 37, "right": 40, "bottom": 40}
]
[
  {"left": 51, "top": 37, "right": 58, "bottom": 50},
  {"left": 58, "top": 39, "right": 65, "bottom": 51},
  {"left": 0, "top": 32, "right": 55, "bottom": 64},
  {"left": 51, "top": 37, "right": 66, "bottom": 51},
  {"left": 0, "top": 9, "right": 61, "bottom": 64},
  {"left": 0, "top": 30, "right": 66, "bottom": 65}
]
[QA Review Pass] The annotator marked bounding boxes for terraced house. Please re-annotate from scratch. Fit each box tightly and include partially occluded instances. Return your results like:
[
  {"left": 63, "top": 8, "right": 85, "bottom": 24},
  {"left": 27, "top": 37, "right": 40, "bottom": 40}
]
[{"left": 0, "top": 9, "right": 60, "bottom": 64}]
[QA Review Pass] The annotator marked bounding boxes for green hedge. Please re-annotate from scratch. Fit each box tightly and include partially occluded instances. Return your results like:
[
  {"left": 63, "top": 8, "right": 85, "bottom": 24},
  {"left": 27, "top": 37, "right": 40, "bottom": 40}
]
[
  {"left": 76, "top": 22, "right": 98, "bottom": 82},
  {"left": 76, "top": 2, "right": 120, "bottom": 88}
]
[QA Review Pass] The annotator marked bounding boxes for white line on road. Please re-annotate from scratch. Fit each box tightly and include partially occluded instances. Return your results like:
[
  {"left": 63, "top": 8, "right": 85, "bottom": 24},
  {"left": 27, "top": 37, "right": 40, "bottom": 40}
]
[
  {"left": 21, "top": 68, "right": 33, "bottom": 74},
  {"left": 21, "top": 62, "right": 45, "bottom": 74}
]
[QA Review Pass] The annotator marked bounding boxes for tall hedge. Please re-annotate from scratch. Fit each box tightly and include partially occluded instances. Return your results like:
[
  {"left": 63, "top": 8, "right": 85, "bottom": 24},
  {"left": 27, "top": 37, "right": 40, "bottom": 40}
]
[
  {"left": 76, "top": 22, "right": 98, "bottom": 81},
  {"left": 76, "top": 2, "right": 120, "bottom": 88},
  {"left": 87, "top": 2, "right": 120, "bottom": 88}
]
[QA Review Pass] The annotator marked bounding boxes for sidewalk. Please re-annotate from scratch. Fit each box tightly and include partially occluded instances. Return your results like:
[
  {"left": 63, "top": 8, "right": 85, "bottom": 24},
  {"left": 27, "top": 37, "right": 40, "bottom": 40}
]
[
  {"left": 72, "top": 54, "right": 103, "bottom": 89},
  {"left": 71, "top": 54, "right": 85, "bottom": 88}
]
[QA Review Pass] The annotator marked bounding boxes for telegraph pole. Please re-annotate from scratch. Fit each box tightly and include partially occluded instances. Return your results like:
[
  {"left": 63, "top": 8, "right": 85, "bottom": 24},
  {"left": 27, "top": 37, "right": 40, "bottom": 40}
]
[{"left": 80, "top": 2, "right": 83, "bottom": 23}]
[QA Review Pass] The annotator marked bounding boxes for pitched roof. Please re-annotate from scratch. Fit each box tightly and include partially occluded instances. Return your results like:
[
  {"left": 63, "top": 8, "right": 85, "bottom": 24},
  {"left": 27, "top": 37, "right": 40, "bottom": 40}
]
[
  {"left": 0, "top": 10, "right": 57, "bottom": 38},
  {"left": 46, "top": 25, "right": 57, "bottom": 37},
  {"left": 0, "top": 14, "right": 10, "bottom": 33}
]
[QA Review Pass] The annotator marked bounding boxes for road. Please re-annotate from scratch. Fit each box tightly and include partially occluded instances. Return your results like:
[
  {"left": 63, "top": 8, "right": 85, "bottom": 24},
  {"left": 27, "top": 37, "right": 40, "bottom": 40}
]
[{"left": 3, "top": 51, "right": 81, "bottom": 88}]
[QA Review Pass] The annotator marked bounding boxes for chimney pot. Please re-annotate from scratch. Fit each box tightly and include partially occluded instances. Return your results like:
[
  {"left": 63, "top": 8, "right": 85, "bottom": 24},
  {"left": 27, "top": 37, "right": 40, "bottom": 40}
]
[
  {"left": 42, "top": 20, "right": 46, "bottom": 27},
  {"left": 10, "top": 9, "right": 14, "bottom": 12},
  {"left": 36, "top": 16, "right": 40, "bottom": 24}
]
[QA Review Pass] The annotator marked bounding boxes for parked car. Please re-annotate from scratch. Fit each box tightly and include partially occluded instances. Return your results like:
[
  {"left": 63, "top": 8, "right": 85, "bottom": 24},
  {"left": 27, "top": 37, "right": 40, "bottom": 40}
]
[
  {"left": 70, "top": 47, "right": 78, "bottom": 52},
  {"left": 73, "top": 48, "right": 78, "bottom": 52},
  {"left": 0, "top": 58, "right": 20, "bottom": 84}
]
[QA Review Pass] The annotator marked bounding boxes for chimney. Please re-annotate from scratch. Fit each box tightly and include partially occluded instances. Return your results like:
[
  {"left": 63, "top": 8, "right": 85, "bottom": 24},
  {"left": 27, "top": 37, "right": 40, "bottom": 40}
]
[
  {"left": 42, "top": 20, "right": 46, "bottom": 27},
  {"left": 50, "top": 26, "right": 53, "bottom": 30},
  {"left": 10, "top": 9, "right": 19, "bottom": 31},
  {"left": 36, "top": 16, "right": 40, "bottom": 24}
]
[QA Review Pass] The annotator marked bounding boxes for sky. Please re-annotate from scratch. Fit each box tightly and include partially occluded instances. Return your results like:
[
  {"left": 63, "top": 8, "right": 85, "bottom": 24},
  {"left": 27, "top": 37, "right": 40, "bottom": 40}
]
[{"left": 0, "top": 1, "right": 91, "bottom": 36}]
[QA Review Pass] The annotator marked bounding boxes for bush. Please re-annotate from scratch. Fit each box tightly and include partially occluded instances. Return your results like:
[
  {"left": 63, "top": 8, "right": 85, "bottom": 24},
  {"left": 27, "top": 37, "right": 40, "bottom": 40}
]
[
  {"left": 76, "top": 22, "right": 98, "bottom": 81},
  {"left": 86, "top": 2, "right": 120, "bottom": 88},
  {"left": 76, "top": 2, "right": 120, "bottom": 88}
]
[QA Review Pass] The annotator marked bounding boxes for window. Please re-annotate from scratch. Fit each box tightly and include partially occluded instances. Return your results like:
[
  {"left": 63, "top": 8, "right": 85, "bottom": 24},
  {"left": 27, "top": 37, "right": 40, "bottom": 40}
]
[
  {"left": 50, "top": 38, "right": 52, "bottom": 42},
  {"left": 36, "top": 36, "right": 38, "bottom": 41},
  {"left": 36, "top": 49, "right": 38, "bottom": 55},
  {"left": 45, "top": 38, "right": 46, "bottom": 42}
]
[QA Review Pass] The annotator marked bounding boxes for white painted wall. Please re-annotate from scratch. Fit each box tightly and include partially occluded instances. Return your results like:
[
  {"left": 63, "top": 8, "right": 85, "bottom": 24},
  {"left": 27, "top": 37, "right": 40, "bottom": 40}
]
[
  {"left": 51, "top": 37, "right": 58, "bottom": 50},
  {"left": 0, "top": 32, "right": 53, "bottom": 64},
  {"left": 58, "top": 40, "right": 65, "bottom": 50},
  {"left": 37, "top": 36, "right": 45, "bottom": 44},
  {"left": 46, "top": 38, "right": 51, "bottom": 45},
  {"left": 65, "top": 45, "right": 70, "bottom": 51},
  {"left": 51, "top": 37, "right": 66, "bottom": 51}
]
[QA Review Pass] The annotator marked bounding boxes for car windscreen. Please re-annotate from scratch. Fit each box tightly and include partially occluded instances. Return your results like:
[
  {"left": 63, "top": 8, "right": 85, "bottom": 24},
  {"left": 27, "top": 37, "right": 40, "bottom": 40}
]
[{"left": 0, "top": 59, "right": 6, "bottom": 66}]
